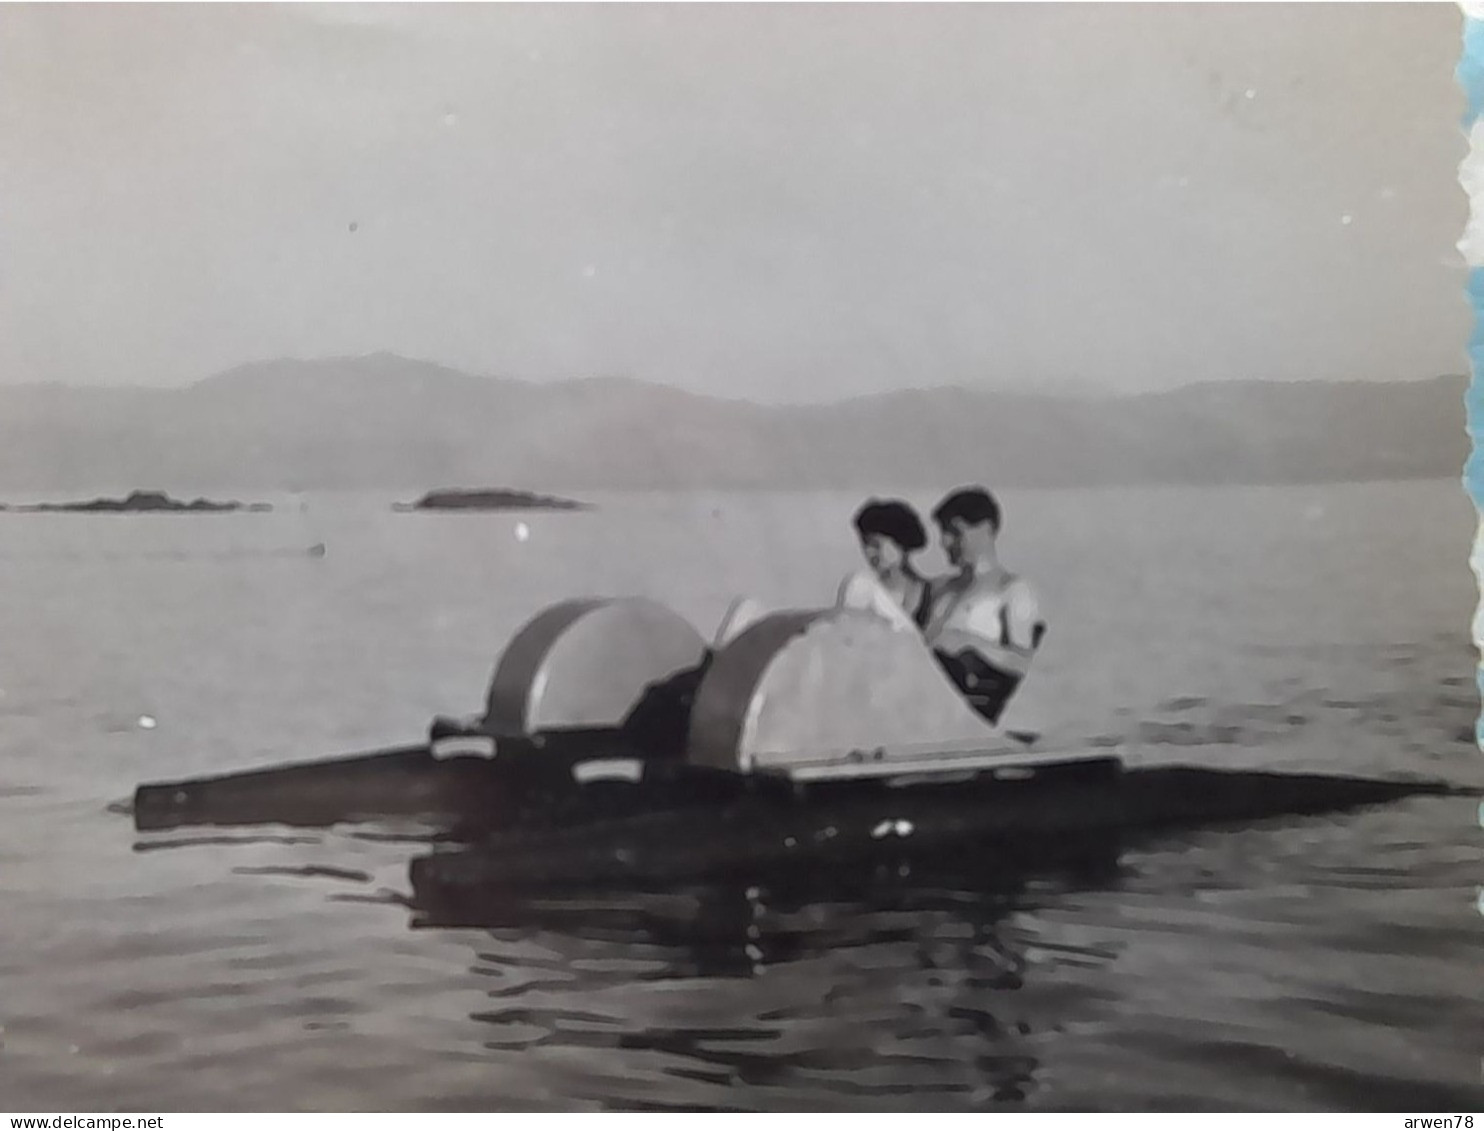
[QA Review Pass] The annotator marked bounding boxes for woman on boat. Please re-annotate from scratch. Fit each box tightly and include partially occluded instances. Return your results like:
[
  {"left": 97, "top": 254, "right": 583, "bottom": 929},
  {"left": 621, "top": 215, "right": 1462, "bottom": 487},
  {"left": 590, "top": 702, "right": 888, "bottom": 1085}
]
[
  {"left": 836, "top": 498, "right": 935, "bottom": 632},
  {"left": 626, "top": 500, "right": 935, "bottom": 754}
]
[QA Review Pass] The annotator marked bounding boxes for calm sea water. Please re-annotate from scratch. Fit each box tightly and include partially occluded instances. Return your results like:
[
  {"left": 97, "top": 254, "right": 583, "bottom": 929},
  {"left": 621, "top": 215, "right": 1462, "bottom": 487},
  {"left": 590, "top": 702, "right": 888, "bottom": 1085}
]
[{"left": 0, "top": 480, "right": 1480, "bottom": 1111}]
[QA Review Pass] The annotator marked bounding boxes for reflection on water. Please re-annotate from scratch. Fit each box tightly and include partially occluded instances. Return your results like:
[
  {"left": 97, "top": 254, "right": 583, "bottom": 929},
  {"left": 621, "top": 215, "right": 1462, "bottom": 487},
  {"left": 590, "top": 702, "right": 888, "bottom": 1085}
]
[
  {"left": 418, "top": 802, "right": 1478, "bottom": 1112},
  {"left": 411, "top": 858, "right": 1082, "bottom": 1109},
  {"left": 107, "top": 801, "right": 1483, "bottom": 1112},
  {"left": 449, "top": 877, "right": 1046, "bottom": 1109}
]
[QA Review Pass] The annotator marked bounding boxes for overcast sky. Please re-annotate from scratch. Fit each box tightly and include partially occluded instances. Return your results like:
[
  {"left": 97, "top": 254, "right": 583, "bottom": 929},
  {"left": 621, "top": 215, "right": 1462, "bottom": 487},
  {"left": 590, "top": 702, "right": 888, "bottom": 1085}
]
[{"left": 0, "top": 3, "right": 1468, "bottom": 402}]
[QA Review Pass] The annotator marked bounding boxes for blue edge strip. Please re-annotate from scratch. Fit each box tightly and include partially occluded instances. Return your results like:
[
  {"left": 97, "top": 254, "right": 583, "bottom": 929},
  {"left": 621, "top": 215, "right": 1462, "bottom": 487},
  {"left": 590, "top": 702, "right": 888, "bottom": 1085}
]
[{"left": 1462, "top": 17, "right": 1484, "bottom": 746}]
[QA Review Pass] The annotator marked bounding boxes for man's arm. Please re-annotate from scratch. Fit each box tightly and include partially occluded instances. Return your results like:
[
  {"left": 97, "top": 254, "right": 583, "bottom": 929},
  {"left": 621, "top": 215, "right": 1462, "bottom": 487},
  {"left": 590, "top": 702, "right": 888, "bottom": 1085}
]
[{"left": 1002, "top": 579, "right": 1042, "bottom": 655}]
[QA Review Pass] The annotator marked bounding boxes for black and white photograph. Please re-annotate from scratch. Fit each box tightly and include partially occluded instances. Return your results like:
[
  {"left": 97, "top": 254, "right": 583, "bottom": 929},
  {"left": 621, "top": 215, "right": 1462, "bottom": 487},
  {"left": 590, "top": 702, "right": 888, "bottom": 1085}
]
[{"left": 0, "top": 1, "right": 1479, "bottom": 1114}]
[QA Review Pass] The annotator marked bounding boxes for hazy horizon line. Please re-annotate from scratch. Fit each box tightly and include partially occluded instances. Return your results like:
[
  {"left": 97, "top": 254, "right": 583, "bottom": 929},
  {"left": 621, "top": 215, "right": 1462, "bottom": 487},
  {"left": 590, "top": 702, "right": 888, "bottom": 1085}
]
[{"left": 0, "top": 349, "right": 1466, "bottom": 407}]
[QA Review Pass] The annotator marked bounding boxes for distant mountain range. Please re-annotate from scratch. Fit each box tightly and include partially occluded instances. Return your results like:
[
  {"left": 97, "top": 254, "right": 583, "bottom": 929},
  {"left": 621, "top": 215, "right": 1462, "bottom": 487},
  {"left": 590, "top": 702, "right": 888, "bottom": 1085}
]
[{"left": 0, "top": 353, "right": 1466, "bottom": 492}]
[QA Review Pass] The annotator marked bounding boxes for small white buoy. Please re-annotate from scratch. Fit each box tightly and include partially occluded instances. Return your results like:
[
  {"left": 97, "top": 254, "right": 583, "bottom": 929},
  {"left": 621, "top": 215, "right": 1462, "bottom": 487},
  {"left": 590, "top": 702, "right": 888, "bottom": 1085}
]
[
  {"left": 138, "top": 715, "right": 157, "bottom": 730},
  {"left": 514, "top": 522, "right": 530, "bottom": 543}
]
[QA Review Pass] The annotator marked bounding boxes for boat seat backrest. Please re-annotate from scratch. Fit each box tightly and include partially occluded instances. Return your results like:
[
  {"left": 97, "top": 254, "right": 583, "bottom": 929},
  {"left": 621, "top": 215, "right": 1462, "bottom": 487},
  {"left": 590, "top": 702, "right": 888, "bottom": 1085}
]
[{"left": 485, "top": 597, "right": 708, "bottom": 737}]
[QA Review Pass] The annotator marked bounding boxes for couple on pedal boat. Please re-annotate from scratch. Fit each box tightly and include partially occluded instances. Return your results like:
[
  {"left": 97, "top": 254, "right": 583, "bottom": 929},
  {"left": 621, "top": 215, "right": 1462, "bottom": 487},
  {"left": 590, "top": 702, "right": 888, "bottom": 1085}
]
[
  {"left": 684, "top": 486, "right": 1041, "bottom": 743},
  {"left": 840, "top": 486, "right": 1042, "bottom": 726}
]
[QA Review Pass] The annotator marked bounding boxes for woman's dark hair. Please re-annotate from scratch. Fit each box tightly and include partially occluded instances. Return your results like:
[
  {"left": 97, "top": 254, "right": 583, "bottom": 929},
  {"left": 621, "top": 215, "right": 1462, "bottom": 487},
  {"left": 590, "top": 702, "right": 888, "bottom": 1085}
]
[
  {"left": 932, "top": 486, "right": 1001, "bottom": 533},
  {"left": 853, "top": 498, "right": 927, "bottom": 552}
]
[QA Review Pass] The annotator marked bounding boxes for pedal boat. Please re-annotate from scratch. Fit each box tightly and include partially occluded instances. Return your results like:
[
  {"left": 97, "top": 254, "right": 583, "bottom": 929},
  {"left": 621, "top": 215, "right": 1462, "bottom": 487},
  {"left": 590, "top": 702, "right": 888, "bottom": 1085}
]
[{"left": 131, "top": 597, "right": 1461, "bottom": 893}]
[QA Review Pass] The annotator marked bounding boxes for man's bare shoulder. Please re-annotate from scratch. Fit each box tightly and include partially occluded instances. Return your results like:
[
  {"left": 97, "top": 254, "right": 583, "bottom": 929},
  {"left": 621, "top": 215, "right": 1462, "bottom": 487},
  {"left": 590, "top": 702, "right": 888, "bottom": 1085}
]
[
  {"left": 953, "top": 572, "right": 1038, "bottom": 624},
  {"left": 958, "top": 570, "right": 1028, "bottom": 601}
]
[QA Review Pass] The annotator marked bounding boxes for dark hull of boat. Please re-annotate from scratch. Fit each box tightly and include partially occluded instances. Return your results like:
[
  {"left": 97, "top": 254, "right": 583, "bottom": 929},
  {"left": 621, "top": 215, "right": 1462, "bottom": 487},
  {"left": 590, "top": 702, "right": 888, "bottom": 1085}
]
[
  {"left": 407, "top": 762, "right": 1458, "bottom": 900},
  {"left": 131, "top": 735, "right": 1463, "bottom": 899},
  {"left": 131, "top": 730, "right": 647, "bottom": 832}
]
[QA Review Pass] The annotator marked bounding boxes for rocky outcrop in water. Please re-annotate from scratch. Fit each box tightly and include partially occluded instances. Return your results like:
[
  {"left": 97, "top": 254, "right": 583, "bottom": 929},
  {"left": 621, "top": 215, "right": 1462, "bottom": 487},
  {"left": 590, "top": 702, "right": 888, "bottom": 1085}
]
[
  {"left": 393, "top": 488, "right": 588, "bottom": 512},
  {"left": 2, "top": 490, "right": 271, "bottom": 513}
]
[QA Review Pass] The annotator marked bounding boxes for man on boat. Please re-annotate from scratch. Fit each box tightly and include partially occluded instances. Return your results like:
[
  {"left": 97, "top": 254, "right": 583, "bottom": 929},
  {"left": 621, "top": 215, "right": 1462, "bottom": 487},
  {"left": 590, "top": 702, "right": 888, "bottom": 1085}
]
[{"left": 923, "top": 486, "right": 1043, "bottom": 724}]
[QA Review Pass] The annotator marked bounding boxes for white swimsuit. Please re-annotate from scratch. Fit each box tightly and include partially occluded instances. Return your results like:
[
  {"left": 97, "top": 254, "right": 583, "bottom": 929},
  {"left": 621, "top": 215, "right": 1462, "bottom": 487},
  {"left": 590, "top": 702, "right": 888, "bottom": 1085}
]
[{"left": 835, "top": 569, "right": 921, "bottom": 633}]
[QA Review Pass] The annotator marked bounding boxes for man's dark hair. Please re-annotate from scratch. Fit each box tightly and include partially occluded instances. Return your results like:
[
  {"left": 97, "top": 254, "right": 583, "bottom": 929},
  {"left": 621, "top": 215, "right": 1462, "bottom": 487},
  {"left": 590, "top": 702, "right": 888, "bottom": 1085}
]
[
  {"left": 852, "top": 498, "right": 927, "bottom": 552},
  {"left": 932, "top": 486, "right": 1001, "bottom": 533}
]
